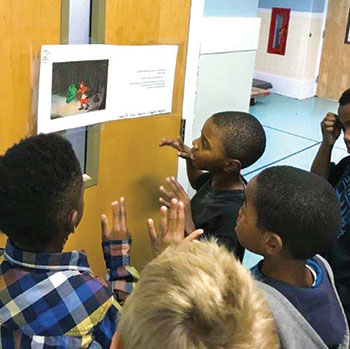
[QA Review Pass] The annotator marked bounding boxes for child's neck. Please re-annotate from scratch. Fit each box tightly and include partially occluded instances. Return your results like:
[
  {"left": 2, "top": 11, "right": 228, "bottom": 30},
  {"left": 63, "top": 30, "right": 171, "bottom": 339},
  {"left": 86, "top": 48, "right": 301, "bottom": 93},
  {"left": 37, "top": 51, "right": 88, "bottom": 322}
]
[
  {"left": 13, "top": 237, "right": 66, "bottom": 254},
  {"left": 211, "top": 171, "right": 244, "bottom": 191},
  {"left": 261, "top": 256, "right": 314, "bottom": 287}
]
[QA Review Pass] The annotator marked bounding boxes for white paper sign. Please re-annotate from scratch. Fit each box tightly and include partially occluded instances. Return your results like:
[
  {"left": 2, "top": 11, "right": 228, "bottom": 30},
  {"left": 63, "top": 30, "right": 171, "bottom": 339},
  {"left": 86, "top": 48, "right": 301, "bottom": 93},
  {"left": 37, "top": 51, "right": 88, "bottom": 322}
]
[{"left": 37, "top": 44, "right": 178, "bottom": 133}]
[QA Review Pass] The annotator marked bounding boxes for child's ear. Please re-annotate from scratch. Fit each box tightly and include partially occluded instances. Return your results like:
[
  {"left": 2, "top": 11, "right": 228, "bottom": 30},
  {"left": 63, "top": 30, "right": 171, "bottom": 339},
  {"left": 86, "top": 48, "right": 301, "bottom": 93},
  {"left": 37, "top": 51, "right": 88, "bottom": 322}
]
[
  {"left": 66, "top": 209, "right": 79, "bottom": 233},
  {"left": 262, "top": 232, "right": 282, "bottom": 256},
  {"left": 223, "top": 159, "right": 241, "bottom": 172}
]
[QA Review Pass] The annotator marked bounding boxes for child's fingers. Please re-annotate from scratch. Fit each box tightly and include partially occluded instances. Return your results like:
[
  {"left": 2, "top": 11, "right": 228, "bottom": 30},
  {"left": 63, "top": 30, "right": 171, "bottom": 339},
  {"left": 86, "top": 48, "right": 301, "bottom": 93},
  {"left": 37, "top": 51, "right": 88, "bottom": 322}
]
[
  {"left": 325, "top": 112, "right": 337, "bottom": 120},
  {"left": 147, "top": 219, "right": 157, "bottom": 242},
  {"left": 324, "top": 126, "right": 336, "bottom": 133},
  {"left": 176, "top": 136, "right": 184, "bottom": 147},
  {"left": 165, "top": 178, "right": 182, "bottom": 198},
  {"left": 167, "top": 177, "right": 179, "bottom": 193},
  {"left": 169, "top": 177, "right": 189, "bottom": 203},
  {"left": 119, "top": 197, "right": 127, "bottom": 232},
  {"left": 177, "top": 201, "right": 185, "bottom": 234},
  {"left": 170, "top": 176, "right": 187, "bottom": 196},
  {"left": 112, "top": 201, "right": 121, "bottom": 231},
  {"left": 159, "top": 184, "right": 175, "bottom": 199},
  {"left": 185, "top": 229, "right": 204, "bottom": 242},
  {"left": 159, "top": 206, "right": 168, "bottom": 235},
  {"left": 159, "top": 138, "right": 179, "bottom": 148},
  {"left": 159, "top": 197, "right": 171, "bottom": 207},
  {"left": 178, "top": 151, "right": 194, "bottom": 160},
  {"left": 101, "top": 214, "right": 110, "bottom": 242},
  {"left": 323, "top": 120, "right": 337, "bottom": 128},
  {"left": 168, "top": 199, "right": 178, "bottom": 234}
]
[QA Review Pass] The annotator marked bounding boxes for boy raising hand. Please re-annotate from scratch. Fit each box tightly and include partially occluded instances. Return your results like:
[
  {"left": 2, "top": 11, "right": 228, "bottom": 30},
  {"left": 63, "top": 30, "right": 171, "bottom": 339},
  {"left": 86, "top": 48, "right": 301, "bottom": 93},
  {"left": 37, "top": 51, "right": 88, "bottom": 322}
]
[
  {"left": 160, "top": 111, "right": 266, "bottom": 260},
  {"left": 312, "top": 89, "right": 350, "bottom": 324}
]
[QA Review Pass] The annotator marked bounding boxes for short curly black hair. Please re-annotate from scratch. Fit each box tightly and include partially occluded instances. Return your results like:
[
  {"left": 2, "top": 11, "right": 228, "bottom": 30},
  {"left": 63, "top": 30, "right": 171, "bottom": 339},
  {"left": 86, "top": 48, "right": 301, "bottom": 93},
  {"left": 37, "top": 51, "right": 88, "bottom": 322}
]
[
  {"left": 339, "top": 88, "right": 350, "bottom": 106},
  {"left": 0, "top": 133, "right": 82, "bottom": 249},
  {"left": 211, "top": 111, "right": 266, "bottom": 169},
  {"left": 254, "top": 166, "right": 341, "bottom": 260}
]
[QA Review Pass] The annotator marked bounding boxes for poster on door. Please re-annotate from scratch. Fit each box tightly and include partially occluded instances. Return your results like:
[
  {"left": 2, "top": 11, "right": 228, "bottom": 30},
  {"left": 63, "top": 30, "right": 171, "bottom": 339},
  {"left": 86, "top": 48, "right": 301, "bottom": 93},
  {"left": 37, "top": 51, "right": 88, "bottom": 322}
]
[{"left": 37, "top": 44, "right": 178, "bottom": 134}]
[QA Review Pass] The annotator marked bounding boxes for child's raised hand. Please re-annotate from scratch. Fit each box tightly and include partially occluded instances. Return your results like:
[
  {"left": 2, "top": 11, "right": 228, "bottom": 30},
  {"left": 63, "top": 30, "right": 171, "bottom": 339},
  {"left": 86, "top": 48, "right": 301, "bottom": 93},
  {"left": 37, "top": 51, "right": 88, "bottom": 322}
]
[
  {"left": 159, "top": 176, "right": 190, "bottom": 208},
  {"left": 159, "top": 136, "right": 194, "bottom": 160},
  {"left": 159, "top": 177, "right": 196, "bottom": 235},
  {"left": 147, "top": 198, "right": 203, "bottom": 256},
  {"left": 321, "top": 112, "right": 342, "bottom": 147},
  {"left": 101, "top": 197, "right": 131, "bottom": 242}
]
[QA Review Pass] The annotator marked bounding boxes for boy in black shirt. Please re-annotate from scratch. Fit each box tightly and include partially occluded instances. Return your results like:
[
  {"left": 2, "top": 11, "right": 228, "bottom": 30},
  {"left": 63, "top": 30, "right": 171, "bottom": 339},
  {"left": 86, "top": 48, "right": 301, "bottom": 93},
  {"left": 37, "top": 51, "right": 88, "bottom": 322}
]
[
  {"left": 159, "top": 111, "right": 266, "bottom": 260},
  {"left": 311, "top": 88, "right": 350, "bottom": 324}
]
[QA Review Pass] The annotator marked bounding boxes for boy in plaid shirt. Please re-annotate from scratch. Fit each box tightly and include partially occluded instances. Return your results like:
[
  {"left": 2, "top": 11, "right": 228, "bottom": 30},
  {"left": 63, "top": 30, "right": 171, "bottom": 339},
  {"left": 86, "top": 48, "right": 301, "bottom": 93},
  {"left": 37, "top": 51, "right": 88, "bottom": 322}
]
[{"left": 0, "top": 134, "right": 136, "bottom": 348}]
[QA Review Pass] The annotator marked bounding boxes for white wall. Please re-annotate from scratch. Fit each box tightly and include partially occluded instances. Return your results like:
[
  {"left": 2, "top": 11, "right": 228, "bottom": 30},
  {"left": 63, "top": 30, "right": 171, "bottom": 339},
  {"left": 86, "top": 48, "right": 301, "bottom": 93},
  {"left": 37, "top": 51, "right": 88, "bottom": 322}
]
[
  {"left": 193, "top": 51, "right": 257, "bottom": 139},
  {"left": 193, "top": 17, "right": 260, "bottom": 139},
  {"left": 254, "top": 9, "right": 325, "bottom": 99}
]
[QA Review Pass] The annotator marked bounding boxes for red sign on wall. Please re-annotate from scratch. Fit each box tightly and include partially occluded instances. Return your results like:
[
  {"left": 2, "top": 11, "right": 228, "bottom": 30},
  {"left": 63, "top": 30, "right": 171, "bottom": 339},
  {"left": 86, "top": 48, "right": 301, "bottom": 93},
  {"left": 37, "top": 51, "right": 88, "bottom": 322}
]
[{"left": 267, "top": 8, "right": 291, "bottom": 55}]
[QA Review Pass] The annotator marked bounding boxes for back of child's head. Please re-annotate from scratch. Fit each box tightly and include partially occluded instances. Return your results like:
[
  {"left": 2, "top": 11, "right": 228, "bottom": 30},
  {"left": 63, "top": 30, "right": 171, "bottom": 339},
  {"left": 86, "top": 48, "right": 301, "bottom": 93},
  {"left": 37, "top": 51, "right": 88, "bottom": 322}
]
[
  {"left": 339, "top": 88, "right": 350, "bottom": 106},
  {"left": 0, "top": 133, "right": 82, "bottom": 250},
  {"left": 210, "top": 111, "right": 266, "bottom": 169},
  {"left": 117, "top": 240, "right": 279, "bottom": 349},
  {"left": 255, "top": 166, "right": 341, "bottom": 260}
]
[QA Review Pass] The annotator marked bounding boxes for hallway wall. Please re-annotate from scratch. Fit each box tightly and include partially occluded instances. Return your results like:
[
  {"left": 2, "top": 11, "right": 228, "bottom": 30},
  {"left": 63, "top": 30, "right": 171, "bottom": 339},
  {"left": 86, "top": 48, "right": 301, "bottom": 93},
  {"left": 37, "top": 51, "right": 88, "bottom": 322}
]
[
  {"left": 204, "top": 0, "right": 258, "bottom": 17},
  {"left": 254, "top": 0, "right": 327, "bottom": 99}
]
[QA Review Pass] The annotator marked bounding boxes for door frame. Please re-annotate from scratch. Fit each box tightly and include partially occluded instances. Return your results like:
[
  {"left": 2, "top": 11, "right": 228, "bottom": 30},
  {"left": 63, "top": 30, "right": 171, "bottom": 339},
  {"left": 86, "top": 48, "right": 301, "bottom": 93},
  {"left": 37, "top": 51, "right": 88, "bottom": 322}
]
[
  {"left": 177, "top": 0, "right": 205, "bottom": 190},
  {"left": 314, "top": 0, "right": 330, "bottom": 96}
]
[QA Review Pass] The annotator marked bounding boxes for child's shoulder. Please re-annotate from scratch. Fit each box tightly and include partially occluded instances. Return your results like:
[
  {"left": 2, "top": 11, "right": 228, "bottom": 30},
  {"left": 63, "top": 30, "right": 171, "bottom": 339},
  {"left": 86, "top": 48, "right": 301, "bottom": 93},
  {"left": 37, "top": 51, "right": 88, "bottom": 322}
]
[
  {"left": 255, "top": 256, "right": 349, "bottom": 349},
  {"left": 329, "top": 155, "right": 350, "bottom": 186},
  {"left": 0, "top": 268, "right": 114, "bottom": 334}
]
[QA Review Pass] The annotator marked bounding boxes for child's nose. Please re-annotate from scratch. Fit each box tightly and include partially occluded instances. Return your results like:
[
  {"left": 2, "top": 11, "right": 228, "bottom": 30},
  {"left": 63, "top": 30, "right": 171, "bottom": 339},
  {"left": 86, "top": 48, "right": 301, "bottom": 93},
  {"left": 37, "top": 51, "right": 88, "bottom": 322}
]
[{"left": 192, "top": 139, "right": 199, "bottom": 148}]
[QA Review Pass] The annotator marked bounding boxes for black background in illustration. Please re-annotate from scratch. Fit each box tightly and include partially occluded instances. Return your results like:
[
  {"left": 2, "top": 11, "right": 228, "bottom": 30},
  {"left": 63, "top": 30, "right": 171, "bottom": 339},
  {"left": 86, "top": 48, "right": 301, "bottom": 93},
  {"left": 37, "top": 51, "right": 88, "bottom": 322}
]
[{"left": 51, "top": 59, "right": 109, "bottom": 119}]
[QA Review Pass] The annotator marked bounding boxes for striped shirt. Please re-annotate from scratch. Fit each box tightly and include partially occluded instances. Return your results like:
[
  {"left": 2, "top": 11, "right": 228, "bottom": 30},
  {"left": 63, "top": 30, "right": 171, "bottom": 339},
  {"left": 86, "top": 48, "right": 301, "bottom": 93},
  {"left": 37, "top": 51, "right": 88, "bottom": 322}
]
[{"left": 0, "top": 238, "right": 137, "bottom": 348}]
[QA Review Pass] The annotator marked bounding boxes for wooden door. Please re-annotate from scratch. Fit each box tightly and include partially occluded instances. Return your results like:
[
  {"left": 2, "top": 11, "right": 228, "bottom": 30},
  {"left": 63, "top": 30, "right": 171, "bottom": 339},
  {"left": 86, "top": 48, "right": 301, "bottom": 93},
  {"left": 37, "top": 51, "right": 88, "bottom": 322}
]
[
  {"left": 0, "top": 1, "right": 61, "bottom": 245},
  {"left": 65, "top": 0, "right": 192, "bottom": 274},
  {"left": 317, "top": 0, "right": 350, "bottom": 100}
]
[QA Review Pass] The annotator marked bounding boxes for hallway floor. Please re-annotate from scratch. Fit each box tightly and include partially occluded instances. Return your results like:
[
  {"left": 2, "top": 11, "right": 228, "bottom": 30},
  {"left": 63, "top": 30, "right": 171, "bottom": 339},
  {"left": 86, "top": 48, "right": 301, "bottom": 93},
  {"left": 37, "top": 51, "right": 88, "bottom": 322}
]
[{"left": 242, "top": 93, "right": 348, "bottom": 268}]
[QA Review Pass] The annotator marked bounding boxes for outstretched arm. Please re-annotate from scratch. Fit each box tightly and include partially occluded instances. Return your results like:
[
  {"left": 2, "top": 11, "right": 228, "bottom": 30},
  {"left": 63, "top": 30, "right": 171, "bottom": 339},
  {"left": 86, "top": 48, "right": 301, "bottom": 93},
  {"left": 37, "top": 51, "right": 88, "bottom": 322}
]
[
  {"left": 147, "top": 198, "right": 203, "bottom": 257},
  {"left": 101, "top": 198, "right": 138, "bottom": 304},
  {"left": 311, "top": 113, "right": 341, "bottom": 179},
  {"left": 159, "top": 136, "right": 204, "bottom": 188}
]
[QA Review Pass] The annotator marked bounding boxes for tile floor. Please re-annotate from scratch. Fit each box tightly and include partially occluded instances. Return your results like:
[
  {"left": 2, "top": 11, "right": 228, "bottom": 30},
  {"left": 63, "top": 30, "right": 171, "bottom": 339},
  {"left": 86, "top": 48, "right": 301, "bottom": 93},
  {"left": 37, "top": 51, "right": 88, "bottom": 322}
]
[{"left": 242, "top": 93, "right": 348, "bottom": 268}]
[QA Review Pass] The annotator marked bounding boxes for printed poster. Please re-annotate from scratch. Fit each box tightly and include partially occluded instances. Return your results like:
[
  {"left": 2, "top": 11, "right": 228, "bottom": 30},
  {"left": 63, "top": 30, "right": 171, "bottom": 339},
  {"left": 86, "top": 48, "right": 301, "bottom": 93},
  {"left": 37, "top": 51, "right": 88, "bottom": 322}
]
[{"left": 37, "top": 44, "right": 178, "bottom": 133}]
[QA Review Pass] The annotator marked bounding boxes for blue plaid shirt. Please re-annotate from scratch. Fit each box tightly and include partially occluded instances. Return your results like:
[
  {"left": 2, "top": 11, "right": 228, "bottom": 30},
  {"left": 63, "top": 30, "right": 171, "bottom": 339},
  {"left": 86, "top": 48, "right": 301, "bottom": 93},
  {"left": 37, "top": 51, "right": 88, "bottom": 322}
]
[{"left": 0, "top": 239, "right": 137, "bottom": 348}]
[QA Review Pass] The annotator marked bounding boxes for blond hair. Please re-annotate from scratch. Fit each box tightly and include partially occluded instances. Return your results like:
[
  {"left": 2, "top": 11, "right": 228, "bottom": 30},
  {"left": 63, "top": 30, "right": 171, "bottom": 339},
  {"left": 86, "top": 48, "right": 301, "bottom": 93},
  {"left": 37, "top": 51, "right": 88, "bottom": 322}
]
[{"left": 118, "top": 240, "right": 280, "bottom": 349}]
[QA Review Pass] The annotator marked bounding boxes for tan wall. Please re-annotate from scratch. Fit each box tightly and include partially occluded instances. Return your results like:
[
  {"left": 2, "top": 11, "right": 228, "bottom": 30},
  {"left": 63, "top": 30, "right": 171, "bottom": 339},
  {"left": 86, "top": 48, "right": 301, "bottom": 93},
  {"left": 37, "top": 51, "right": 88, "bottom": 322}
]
[
  {"left": 0, "top": 1, "right": 61, "bottom": 153},
  {"left": 0, "top": 0, "right": 61, "bottom": 246},
  {"left": 255, "top": 9, "right": 323, "bottom": 81}
]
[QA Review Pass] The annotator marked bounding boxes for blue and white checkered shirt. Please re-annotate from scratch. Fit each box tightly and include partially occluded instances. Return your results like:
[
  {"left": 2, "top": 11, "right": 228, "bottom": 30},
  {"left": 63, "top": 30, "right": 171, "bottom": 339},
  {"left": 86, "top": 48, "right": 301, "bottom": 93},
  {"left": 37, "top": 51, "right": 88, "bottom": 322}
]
[{"left": 0, "top": 238, "right": 137, "bottom": 348}]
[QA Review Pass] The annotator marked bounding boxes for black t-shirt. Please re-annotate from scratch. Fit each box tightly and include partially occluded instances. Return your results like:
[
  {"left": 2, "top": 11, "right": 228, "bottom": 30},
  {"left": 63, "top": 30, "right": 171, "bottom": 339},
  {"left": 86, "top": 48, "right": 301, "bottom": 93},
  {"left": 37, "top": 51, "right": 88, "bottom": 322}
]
[
  {"left": 190, "top": 172, "right": 245, "bottom": 261},
  {"left": 326, "top": 155, "right": 350, "bottom": 323}
]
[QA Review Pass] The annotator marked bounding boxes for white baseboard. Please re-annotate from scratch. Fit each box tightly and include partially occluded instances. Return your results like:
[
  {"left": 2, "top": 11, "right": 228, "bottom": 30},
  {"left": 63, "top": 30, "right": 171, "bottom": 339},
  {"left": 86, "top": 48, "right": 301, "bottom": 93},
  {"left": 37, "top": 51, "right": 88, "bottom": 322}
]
[{"left": 254, "top": 71, "right": 316, "bottom": 99}]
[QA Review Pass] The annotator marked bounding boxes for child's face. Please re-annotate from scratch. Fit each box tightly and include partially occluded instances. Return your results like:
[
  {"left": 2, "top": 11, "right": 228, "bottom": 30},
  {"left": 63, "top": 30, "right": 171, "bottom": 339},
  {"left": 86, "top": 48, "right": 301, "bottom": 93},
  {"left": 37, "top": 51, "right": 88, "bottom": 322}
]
[
  {"left": 235, "top": 176, "right": 264, "bottom": 255},
  {"left": 338, "top": 104, "right": 350, "bottom": 152},
  {"left": 191, "top": 118, "right": 227, "bottom": 171}
]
